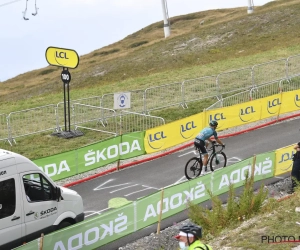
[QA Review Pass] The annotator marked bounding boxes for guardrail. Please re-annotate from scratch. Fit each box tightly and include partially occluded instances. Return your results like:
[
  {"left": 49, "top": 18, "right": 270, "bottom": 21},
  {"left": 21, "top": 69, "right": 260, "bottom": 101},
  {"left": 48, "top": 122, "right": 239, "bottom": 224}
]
[{"left": 0, "top": 114, "right": 9, "bottom": 143}]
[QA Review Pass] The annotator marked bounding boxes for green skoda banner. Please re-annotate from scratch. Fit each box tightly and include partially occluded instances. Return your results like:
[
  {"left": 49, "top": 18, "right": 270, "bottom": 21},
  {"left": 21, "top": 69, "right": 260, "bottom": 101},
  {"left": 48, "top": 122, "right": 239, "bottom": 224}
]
[
  {"left": 136, "top": 174, "right": 211, "bottom": 230},
  {"left": 42, "top": 203, "right": 135, "bottom": 250},
  {"left": 33, "top": 150, "right": 77, "bottom": 181},
  {"left": 120, "top": 132, "right": 145, "bottom": 160},
  {"left": 32, "top": 132, "right": 145, "bottom": 181},
  {"left": 212, "top": 151, "right": 275, "bottom": 196},
  {"left": 77, "top": 136, "right": 121, "bottom": 173}
]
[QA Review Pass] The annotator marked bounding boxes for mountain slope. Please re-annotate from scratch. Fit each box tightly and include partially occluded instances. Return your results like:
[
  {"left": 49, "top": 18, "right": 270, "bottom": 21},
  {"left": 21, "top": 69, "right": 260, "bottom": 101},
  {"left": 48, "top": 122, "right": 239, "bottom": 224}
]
[{"left": 1, "top": 0, "right": 300, "bottom": 110}]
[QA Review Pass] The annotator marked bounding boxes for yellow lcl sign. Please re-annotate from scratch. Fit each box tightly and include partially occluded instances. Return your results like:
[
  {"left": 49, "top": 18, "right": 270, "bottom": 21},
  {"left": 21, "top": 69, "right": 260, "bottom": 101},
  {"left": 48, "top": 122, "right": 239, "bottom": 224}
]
[{"left": 45, "top": 47, "right": 79, "bottom": 69}]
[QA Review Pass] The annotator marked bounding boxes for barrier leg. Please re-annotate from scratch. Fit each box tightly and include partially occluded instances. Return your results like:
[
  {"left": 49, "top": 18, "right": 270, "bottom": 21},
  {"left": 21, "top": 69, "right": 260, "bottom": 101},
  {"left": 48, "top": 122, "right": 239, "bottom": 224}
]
[
  {"left": 156, "top": 189, "right": 164, "bottom": 234},
  {"left": 38, "top": 233, "right": 44, "bottom": 250}
]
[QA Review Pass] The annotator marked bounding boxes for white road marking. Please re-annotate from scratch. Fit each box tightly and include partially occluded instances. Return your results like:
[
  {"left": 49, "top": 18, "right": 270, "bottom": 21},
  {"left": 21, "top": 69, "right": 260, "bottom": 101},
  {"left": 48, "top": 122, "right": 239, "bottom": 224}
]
[
  {"left": 84, "top": 208, "right": 110, "bottom": 218},
  {"left": 227, "top": 157, "right": 242, "bottom": 162},
  {"left": 178, "top": 150, "right": 197, "bottom": 157},
  {"left": 94, "top": 179, "right": 131, "bottom": 191},
  {"left": 125, "top": 187, "right": 152, "bottom": 197},
  {"left": 110, "top": 184, "right": 139, "bottom": 193},
  {"left": 174, "top": 176, "right": 187, "bottom": 184},
  {"left": 274, "top": 176, "right": 284, "bottom": 179}
]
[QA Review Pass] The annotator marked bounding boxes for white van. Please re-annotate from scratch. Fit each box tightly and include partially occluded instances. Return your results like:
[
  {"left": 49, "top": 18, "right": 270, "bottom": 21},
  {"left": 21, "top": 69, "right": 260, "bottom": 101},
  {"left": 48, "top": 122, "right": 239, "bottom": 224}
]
[{"left": 0, "top": 149, "right": 84, "bottom": 250}]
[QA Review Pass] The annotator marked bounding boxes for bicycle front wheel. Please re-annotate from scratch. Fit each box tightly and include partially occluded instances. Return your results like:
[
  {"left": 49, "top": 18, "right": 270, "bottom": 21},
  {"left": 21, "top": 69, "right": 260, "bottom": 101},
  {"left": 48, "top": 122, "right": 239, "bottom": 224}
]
[
  {"left": 185, "top": 157, "right": 202, "bottom": 180},
  {"left": 209, "top": 152, "right": 227, "bottom": 172}
]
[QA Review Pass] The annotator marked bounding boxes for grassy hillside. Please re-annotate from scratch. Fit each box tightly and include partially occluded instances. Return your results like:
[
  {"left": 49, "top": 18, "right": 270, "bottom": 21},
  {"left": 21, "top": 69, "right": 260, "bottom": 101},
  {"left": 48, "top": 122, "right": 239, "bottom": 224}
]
[{"left": 1, "top": 0, "right": 300, "bottom": 159}]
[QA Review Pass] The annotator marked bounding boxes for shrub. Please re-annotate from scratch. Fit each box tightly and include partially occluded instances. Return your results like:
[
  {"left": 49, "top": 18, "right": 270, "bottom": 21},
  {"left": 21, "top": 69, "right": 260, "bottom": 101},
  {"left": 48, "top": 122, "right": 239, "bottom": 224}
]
[
  {"left": 128, "top": 41, "right": 148, "bottom": 48},
  {"left": 188, "top": 170, "right": 269, "bottom": 236}
]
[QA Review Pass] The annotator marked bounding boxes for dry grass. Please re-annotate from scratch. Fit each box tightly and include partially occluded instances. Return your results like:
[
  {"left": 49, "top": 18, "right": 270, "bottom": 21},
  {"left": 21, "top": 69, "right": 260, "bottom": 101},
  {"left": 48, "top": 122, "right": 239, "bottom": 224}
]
[
  {"left": 209, "top": 189, "right": 300, "bottom": 250},
  {"left": 1, "top": 0, "right": 300, "bottom": 159}
]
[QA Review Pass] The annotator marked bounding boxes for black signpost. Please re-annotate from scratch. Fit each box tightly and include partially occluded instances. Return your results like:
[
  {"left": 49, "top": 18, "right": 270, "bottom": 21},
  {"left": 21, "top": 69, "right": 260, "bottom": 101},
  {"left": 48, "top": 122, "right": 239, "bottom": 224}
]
[
  {"left": 46, "top": 47, "right": 83, "bottom": 139},
  {"left": 61, "top": 68, "right": 71, "bottom": 133}
]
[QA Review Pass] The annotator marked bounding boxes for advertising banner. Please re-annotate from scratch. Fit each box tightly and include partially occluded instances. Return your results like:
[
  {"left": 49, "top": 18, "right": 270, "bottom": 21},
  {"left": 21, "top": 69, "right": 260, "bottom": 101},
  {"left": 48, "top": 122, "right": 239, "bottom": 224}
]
[
  {"left": 76, "top": 133, "right": 144, "bottom": 173},
  {"left": 205, "top": 99, "right": 262, "bottom": 132},
  {"left": 275, "top": 145, "right": 295, "bottom": 176},
  {"left": 234, "top": 99, "right": 262, "bottom": 126},
  {"left": 136, "top": 190, "right": 164, "bottom": 230},
  {"left": 136, "top": 175, "right": 211, "bottom": 230},
  {"left": 120, "top": 131, "right": 145, "bottom": 160},
  {"left": 42, "top": 203, "right": 135, "bottom": 250},
  {"left": 212, "top": 151, "right": 275, "bottom": 196},
  {"left": 260, "top": 93, "right": 282, "bottom": 120},
  {"left": 33, "top": 150, "right": 77, "bottom": 181},
  {"left": 144, "top": 113, "right": 203, "bottom": 154},
  {"left": 280, "top": 90, "right": 300, "bottom": 114}
]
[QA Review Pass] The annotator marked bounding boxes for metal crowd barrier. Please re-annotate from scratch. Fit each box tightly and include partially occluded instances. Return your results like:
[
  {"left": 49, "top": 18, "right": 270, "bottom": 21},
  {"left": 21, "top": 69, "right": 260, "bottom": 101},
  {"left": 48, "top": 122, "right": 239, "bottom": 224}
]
[{"left": 4, "top": 54, "right": 300, "bottom": 143}]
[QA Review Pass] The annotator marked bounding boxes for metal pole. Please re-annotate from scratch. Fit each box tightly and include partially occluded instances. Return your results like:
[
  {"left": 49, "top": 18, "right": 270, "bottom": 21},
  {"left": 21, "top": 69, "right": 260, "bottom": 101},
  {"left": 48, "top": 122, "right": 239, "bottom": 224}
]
[
  {"left": 156, "top": 189, "right": 164, "bottom": 234},
  {"left": 63, "top": 82, "right": 67, "bottom": 132},
  {"left": 160, "top": 0, "right": 170, "bottom": 38},
  {"left": 67, "top": 81, "right": 71, "bottom": 132},
  {"left": 247, "top": 0, "right": 254, "bottom": 14}
]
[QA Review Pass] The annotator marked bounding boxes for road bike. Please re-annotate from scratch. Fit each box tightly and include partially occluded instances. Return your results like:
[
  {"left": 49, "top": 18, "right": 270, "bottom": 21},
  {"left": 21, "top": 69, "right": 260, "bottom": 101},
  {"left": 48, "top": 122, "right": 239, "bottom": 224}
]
[{"left": 184, "top": 141, "right": 227, "bottom": 180}]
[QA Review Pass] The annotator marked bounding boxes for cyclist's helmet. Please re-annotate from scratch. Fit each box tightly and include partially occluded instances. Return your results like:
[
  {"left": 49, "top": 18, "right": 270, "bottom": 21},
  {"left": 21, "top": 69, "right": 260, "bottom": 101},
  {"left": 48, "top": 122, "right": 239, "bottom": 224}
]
[
  {"left": 179, "top": 224, "right": 202, "bottom": 239},
  {"left": 209, "top": 120, "right": 218, "bottom": 127}
]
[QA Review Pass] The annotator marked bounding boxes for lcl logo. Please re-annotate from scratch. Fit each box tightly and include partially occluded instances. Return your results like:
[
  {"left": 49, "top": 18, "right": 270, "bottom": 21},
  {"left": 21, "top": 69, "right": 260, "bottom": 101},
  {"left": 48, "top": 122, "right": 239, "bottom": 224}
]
[
  {"left": 267, "top": 98, "right": 281, "bottom": 114},
  {"left": 209, "top": 113, "right": 226, "bottom": 121},
  {"left": 55, "top": 51, "right": 69, "bottom": 59},
  {"left": 180, "top": 121, "right": 197, "bottom": 139},
  {"left": 147, "top": 131, "right": 167, "bottom": 150},
  {"left": 279, "top": 151, "right": 294, "bottom": 163},
  {"left": 239, "top": 106, "right": 256, "bottom": 122},
  {"left": 278, "top": 151, "right": 294, "bottom": 171},
  {"left": 294, "top": 94, "right": 300, "bottom": 108}
]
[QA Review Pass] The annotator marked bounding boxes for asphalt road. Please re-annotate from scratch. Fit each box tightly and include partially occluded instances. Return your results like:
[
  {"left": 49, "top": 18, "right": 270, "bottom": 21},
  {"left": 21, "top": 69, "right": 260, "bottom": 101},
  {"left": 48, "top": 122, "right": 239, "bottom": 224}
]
[{"left": 69, "top": 118, "right": 299, "bottom": 249}]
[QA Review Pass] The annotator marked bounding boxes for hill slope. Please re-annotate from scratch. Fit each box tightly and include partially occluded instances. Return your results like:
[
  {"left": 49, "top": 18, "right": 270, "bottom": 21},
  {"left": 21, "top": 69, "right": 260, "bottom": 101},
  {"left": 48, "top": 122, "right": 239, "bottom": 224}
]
[{"left": 1, "top": 0, "right": 300, "bottom": 108}]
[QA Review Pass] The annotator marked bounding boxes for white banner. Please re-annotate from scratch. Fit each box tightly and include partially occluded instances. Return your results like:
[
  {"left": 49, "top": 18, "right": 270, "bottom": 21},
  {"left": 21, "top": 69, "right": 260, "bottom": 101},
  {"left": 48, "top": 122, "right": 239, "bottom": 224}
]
[{"left": 114, "top": 92, "right": 131, "bottom": 109}]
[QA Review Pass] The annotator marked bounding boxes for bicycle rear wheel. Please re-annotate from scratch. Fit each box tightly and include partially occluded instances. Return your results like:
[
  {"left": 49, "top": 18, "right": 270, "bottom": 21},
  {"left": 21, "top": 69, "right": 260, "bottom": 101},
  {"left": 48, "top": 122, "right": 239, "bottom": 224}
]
[
  {"left": 209, "top": 152, "right": 227, "bottom": 172},
  {"left": 185, "top": 157, "right": 203, "bottom": 180}
]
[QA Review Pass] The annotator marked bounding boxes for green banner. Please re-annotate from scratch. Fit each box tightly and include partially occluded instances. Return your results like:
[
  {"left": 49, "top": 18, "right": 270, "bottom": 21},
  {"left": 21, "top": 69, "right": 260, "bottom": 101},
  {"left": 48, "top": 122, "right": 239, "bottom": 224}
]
[
  {"left": 33, "top": 150, "right": 77, "bottom": 181},
  {"left": 77, "top": 136, "right": 121, "bottom": 173},
  {"left": 31, "top": 132, "right": 146, "bottom": 182},
  {"left": 76, "top": 133, "right": 145, "bottom": 173},
  {"left": 136, "top": 174, "right": 211, "bottom": 230},
  {"left": 136, "top": 191, "right": 163, "bottom": 229},
  {"left": 42, "top": 203, "right": 135, "bottom": 250},
  {"left": 120, "top": 131, "right": 145, "bottom": 160},
  {"left": 212, "top": 151, "right": 275, "bottom": 196}
]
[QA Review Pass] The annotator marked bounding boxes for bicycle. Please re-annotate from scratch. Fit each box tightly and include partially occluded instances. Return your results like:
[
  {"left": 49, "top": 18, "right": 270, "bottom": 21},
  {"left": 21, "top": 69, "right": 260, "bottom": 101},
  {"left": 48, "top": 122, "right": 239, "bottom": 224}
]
[{"left": 184, "top": 141, "right": 227, "bottom": 180}]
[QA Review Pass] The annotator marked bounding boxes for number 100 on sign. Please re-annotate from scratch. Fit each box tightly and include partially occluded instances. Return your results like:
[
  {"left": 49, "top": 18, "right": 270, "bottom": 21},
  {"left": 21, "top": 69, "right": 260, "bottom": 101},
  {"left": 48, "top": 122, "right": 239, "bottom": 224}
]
[{"left": 61, "top": 70, "right": 71, "bottom": 84}]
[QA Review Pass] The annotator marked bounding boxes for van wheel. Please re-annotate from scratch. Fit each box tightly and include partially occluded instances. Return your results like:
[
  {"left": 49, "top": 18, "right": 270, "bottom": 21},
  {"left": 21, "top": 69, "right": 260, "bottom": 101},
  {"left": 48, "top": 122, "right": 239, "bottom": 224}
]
[{"left": 57, "top": 221, "right": 72, "bottom": 230}]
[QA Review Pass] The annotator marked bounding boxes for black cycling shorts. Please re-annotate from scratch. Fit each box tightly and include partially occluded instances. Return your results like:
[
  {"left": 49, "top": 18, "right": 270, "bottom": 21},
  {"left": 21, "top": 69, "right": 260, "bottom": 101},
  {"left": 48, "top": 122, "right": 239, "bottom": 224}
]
[{"left": 194, "top": 139, "right": 208, "bottom": 155}]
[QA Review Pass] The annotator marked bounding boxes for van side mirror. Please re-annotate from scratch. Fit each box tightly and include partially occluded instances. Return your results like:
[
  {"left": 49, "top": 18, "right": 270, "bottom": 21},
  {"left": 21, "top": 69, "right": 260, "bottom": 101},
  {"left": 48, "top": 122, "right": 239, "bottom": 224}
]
[{"left": 55, "top": 187, "right": 62, "bottom": 202}]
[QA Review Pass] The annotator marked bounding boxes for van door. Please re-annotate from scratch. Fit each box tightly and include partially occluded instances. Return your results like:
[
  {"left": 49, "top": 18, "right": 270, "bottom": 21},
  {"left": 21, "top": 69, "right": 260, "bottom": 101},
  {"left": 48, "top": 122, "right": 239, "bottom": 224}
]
[
  {"left": 22, "top": 172, "right": 58, "bottom": 242},
  {"left": 0, "top": 175, "right": 23, "bottom": 249}
]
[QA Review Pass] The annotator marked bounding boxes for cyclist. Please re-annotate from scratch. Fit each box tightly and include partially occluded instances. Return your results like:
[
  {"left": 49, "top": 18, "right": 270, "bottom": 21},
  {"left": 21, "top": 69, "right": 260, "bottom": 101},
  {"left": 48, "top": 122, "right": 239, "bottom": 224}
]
[
  {"left": 194, "top": 120, "right": 225, "bottom": 173},
  {"left": 175, "top": 224, "right": 213, "bottom": 250}
]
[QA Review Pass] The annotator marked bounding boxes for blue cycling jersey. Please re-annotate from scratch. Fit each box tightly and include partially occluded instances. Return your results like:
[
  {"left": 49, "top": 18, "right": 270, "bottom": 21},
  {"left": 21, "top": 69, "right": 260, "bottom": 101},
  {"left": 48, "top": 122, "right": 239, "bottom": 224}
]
[{"left": 196, "top": 127, "right": 218, "bottom": 141}]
